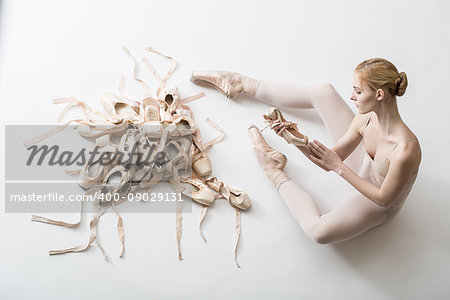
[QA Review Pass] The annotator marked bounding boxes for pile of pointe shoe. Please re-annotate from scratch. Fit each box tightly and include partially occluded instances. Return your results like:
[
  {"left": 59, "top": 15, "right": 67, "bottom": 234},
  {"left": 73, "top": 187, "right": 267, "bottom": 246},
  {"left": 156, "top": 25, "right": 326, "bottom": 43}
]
[{"left": 26, "top": 46, "right": 251, "bottom": 267}]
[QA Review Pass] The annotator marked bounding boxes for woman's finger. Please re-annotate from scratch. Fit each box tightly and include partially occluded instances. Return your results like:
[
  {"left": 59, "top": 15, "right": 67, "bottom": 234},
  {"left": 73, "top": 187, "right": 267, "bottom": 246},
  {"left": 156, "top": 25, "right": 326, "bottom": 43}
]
[
  {"left": 309, "top": 144, "right": 322, "bottom": 157},
  {"left": 271, "top": 123, "right": 281, "bottom": 130},
  {"left": 310, "top": 141, "right": 324, "bottom": 154},
  {"left": 309, "top": 155, "right": 322, "bottom": 164},
  {"left": 313, "top": 140, "right": 327, "bottom": 151}
]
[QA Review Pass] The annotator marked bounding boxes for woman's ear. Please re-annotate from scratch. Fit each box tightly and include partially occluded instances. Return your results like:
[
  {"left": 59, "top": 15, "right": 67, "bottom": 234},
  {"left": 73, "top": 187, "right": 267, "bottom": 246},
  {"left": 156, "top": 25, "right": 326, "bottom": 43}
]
[{"left": 376, "top": 89, "right": 385, "bottom": 101}]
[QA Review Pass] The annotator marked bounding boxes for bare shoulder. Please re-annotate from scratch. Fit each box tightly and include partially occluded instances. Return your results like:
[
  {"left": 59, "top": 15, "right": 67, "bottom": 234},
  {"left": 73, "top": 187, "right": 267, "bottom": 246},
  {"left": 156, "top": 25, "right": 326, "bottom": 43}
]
[
  {"left": 390, "top": 135, "right": 422, "bottom": 170},
  {"left": 353, "top": 112, "right": 372, "bottom": 135}
]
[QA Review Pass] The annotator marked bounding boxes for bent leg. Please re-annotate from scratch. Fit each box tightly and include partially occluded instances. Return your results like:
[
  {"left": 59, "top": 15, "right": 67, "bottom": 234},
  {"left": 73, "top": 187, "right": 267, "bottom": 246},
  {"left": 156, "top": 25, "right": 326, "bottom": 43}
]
[
  {"left": 255, "top": 81, "right": 363, "bottom": 171},
  {"left": 279, "top": 180, "right": 387, "bottom": 244},
  {"left": 255, "top": 81, "right": 353, "bottom": 144}
]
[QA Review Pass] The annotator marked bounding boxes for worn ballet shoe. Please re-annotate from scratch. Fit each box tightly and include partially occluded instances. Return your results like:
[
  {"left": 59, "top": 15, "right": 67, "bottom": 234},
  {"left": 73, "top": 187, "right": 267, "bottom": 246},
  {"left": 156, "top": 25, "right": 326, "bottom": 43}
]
[
  {"left": 192, "top": 146, "right": 212, "bottom": 178},
  {"left": 157, "top": 84, "right": 181, "bottom": 116},
  {"left": 168, "top": 116, "right": 196, "bottom": 137},
  {"left": 226, "top": 184, "right": 251, "bottom": 210},
  {"left": 247, "top": 125, "right": 290, "bottom": 189},
  {"left": 162, "top": 140, "right": 191, "bottom": 177},
  {"left": 205, "top": 177, "right": 251, "bottom": 210},
  {"left": 170, "top": 173, "right": 216, "bottom": 206},
  {"left": 100, "top": 92, "right": 140, "bottom": 124},
  {"left": 78, "top": 162, "right": 104, "bottom": 189},
  {"left": 264, "top": 107, "right": 308, "bottom": 147},
  {"left": 102, "top": 165, "right": 134, "bottom": 197},
  {"left": 143, "top": 97, "right": 161, "bottom": 122},
  {"left": 117, "top": 131, "right": 140, "bottom": 166},
  {"left": 191, "top": 70, "right": 244, "bottom": 99},
  {"left": 140, "top": 121, "right": 165, "bottom": 139}
]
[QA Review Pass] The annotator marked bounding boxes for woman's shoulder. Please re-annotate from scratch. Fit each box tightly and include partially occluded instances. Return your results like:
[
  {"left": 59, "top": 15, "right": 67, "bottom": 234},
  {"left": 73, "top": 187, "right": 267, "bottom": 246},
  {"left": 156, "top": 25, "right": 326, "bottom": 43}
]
[
  {"left": 355, "top": 112, "right": 372, "bottom": 135},
  {"left": 397, "top": 123, "right": 420, "bottom": 146},
  {"left": 390, "top": 133, "right": 422, "bottom": 169}
]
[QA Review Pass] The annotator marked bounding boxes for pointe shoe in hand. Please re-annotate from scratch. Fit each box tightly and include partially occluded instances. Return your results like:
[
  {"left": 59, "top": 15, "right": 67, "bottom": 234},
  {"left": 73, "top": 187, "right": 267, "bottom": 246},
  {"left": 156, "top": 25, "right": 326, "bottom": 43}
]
[
  {"left": 264, "top": 107, "right": 308, "bottom": 147},
  {"left": 247, "top": 125, "right": 290, "bottom": 188},
  {"left": 191, "top": 70, "right": 244, "bottom": 99}
]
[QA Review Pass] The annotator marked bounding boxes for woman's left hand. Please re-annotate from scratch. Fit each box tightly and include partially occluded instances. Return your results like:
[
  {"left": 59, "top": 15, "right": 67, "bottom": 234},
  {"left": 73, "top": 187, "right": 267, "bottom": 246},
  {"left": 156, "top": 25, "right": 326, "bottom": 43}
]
[{"left": 308, "top": 140, "right": 343, "bottom": 172}]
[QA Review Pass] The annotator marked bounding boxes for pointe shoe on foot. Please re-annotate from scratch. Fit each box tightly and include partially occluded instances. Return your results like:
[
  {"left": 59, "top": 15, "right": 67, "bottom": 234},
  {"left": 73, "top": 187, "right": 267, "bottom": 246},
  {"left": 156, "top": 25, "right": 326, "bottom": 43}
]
[
  {"left": 247, "top": 125, "right": 290, "bottom": 189},
  {"left": 191, "top": 70, "right": 244, "bottom": 99},
  {"left": 264, "top": 107, "right": 308, "bottom": 147}
]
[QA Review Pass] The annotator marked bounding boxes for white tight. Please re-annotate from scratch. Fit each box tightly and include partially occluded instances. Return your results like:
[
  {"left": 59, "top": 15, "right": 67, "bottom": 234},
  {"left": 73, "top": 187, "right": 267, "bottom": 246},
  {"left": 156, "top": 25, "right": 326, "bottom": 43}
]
[{"left": 254, "top": 81, "right": 388, "bottom": 244}]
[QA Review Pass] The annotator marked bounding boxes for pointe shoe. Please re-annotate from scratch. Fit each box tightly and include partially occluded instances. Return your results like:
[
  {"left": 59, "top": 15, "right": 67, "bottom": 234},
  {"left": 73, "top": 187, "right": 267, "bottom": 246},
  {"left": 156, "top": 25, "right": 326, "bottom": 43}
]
[
  {"left": 168, "top": 116, "right": 197, "bottom": 137},
  {"left": 78, "top": 162, "right": 104, "bottom": 189},
  {"left": 204, "top": 177, "right": 251, "bottom": 210},
  {"left": 162, "top": 140, "right": 191, "bottom": 176},
  {"left": 170, "top": 173, "right": 216, "bottom": 206},
  {"left": 143, "top": 97, "right": 161, "bottom": 122},
  {"left": 102, "top": 165, "right": 134, "bottom": 197},
  {"left": 264, "top": 107, "right": 308, "bottom": 147},
  {"left": 117, "top": 131, "right": 139, "bottom": 166},
  {"left": 226, "top": 184, "right": 251, "bottom": 210},
  {"left": 192, "top": 147, "right": 212, "bottom": 177},
  {"left": 157, "top": 84, "right": 181, "bottom": 116},
  {"left": 191, "top": 71, "right": 243, "bottom": 99},
  {"left": 247, "top": 125, "right": 290, "bottom": 188},
  {"left": 100, "top": 92, "right": 140, "bottom": 124}
]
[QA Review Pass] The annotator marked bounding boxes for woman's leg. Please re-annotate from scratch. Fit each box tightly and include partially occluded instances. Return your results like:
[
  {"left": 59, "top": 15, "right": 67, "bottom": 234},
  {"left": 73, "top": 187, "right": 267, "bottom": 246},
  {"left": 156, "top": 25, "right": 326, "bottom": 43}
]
[
  {"left": 245, "top": 80, "right": 382, "bottom": 243},
  {"left": 253, "top": 80, "right": 363, "bottom": 171},
  {"left": 254, "top": 81, "right": 354, "bottom": 145},
  {"left": 278, "top": 183, "right": 387, "bottom": 244},
  {"left": 248, "top": 121, "right": 383, "bottom": 244}
]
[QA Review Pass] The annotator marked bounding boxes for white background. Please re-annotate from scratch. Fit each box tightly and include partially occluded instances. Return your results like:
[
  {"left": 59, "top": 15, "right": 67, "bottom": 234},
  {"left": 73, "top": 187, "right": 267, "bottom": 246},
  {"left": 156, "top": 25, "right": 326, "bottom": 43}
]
[{"left": 1, "top": 0, "right": 449, "bottom": 299}]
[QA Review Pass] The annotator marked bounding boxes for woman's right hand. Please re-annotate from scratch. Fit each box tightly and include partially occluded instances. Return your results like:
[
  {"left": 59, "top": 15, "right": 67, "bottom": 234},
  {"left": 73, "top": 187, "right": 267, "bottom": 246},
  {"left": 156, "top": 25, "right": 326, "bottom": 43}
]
[{"left": 271, "top": 121, "right": 287, "bottom": 137}]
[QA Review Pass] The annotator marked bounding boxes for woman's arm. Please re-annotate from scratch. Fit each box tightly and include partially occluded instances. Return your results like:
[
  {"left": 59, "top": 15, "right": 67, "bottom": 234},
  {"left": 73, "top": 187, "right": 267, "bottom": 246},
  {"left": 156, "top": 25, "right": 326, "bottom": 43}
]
[
  {"left": 272, "top": 113, "right": 368, "bottom": 171},
  {"left": 309, "top": 139, "right": 421, "bottom": 207}
]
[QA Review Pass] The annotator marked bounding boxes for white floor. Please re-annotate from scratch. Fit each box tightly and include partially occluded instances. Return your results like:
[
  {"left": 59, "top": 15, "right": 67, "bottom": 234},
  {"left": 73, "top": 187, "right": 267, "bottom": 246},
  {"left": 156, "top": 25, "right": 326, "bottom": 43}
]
[{"left": 1, "top": 0, "right": 449, "bottom": 299}]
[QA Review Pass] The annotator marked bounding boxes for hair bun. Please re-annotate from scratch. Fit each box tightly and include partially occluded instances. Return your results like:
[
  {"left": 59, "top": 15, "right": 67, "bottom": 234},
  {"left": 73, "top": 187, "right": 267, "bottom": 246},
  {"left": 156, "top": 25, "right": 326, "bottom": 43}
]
[{"left": 395, "top": 72, "right": 408, "bottom": 96}]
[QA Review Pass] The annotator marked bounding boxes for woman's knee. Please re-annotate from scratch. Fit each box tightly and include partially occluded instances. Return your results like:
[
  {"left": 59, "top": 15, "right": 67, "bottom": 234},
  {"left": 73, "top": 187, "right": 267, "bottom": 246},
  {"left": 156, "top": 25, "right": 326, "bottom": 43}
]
[
  {"left": 311, "top": 83, "right": 340, "bottom": 106},
  {"left": 304, "top": 223, "right": 333, "bottom": 245},
  {"left": 319, "top": 83, "right": 339, "bottom": 99}
]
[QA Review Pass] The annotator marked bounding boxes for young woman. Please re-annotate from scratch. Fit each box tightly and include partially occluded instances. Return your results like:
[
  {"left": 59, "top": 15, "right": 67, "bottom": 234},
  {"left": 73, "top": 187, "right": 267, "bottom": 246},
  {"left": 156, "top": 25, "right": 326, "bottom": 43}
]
[{"left": 191, "top": 58, "right": 422, "bottom": 244}]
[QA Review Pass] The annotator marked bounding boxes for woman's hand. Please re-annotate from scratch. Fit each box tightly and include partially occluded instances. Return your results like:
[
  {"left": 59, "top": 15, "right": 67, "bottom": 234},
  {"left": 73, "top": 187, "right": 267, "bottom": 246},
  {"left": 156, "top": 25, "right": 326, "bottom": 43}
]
[
  {"left": 270, "top": 121, "right": 288, "bottom": 137},
  {"left": 308, "top": 140, "right": 344, "bottom": 172}
]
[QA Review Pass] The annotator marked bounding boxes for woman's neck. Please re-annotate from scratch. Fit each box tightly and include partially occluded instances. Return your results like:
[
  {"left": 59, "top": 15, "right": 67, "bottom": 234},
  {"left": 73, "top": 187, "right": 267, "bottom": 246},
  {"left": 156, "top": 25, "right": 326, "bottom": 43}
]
[{"left": 372, "top": 98, "right": 403, "bottom": 136}]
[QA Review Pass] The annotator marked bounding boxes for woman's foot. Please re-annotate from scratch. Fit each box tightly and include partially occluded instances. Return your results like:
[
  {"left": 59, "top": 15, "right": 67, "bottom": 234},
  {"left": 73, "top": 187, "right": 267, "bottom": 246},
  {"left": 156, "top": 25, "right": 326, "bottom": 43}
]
[
  {"left": 191, "top": 70, "right": 259, "bottom": 98},
  {"left": 247, "top": 125, "right": 290, "bottom": 189}
]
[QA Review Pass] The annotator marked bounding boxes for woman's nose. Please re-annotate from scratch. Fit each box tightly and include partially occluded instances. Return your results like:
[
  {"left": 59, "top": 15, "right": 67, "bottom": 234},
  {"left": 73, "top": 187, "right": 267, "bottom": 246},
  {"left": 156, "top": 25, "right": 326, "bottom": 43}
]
[{"left": 349, "top": 94, "right": 356, "bottom": 101}]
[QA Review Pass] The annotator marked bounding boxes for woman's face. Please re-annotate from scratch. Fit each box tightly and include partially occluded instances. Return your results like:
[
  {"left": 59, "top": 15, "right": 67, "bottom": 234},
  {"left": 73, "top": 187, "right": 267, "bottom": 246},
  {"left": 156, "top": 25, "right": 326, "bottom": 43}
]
[{"left": 350, "top": 72, "right": 377, "bottom": 114}]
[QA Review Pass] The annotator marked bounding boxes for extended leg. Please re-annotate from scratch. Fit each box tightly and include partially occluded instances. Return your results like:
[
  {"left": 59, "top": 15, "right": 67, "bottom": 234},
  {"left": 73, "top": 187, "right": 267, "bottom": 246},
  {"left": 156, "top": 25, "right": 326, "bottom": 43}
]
[{"left": 191, "top": 71, "right": 356, "bottom": 145}]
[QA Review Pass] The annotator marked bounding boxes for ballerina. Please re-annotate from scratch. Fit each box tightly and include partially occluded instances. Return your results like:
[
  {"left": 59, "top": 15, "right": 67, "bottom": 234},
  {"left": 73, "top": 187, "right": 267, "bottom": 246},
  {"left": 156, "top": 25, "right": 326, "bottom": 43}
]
[{"left": 191, "top": 58, "right": 422, "bottom": 244}]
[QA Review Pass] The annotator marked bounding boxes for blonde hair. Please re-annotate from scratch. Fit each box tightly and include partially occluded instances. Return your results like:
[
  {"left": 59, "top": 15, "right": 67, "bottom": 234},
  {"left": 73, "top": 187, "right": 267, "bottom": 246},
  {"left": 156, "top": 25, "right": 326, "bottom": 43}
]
[{"left": 355, "top": 58, "right": 408, "bottom": 97}]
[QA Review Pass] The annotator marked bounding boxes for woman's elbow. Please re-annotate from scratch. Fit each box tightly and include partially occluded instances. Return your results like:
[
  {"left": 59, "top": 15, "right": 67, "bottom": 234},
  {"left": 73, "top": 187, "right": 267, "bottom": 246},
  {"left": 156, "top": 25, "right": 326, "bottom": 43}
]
[{"left": 373, "top": 192, "right": 393, "bottom": 208}]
